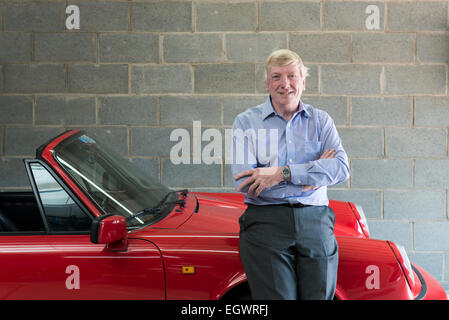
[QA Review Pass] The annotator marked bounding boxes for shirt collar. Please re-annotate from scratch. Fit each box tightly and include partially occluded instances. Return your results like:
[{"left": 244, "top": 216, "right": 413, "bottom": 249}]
[{"left": 261, "top": 96, "right": 311, "bottom": 121}]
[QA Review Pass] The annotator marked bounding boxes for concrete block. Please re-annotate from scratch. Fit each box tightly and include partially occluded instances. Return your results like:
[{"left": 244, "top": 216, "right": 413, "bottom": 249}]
[
  {"left": 415, "top": 222, "right": 449, "bottom": 250},
  {"left": 160, "top": 96, "right": 222, "bottom": 126},
  {"left": 35, "top": 33, "right": 95, "bottom": 62},
  {"left": 415, "top": 97, "right": 449, "bottom": 127},
  {"left": 68, "top": 64, "right": 128, "bottom": 94},
  {"left": 100, "top": 33, "right": 158, "bottom": 63},
  {"left": 194, "top": 63, "right": 254, "bottom": 94},
  {"left": 388, "top": 1, "right": 448, "bottom": 31},
  {"left": 132, "top": 2, "right": 191, "bottom": 32},
  {"left": 4, "top": 64, "right": 65, "bottom": 93},
  {"left": 164, "top": 34, "right": 222, "bottom": 63},
  {"left": 352, "top": 159, "right": 412, "bottom": 188},
  {"left": 417, "top": 34, "right": 449, "bottom": 63},
  {"left": 385, "top": 65, "right": 446, "bottom": 95},
  {"left": 353, "top": 33, "right": 414, "bottom": 63},
  {"left": 131, "top": 65, "right": 192, "bottom": 94},
  {"left": 386, "top": 128, "right": 447, "bottom": 157},
  {"left": 415, "top": 160, "right": 449, "bottom": 188},
  {"left": 196, "top": 2, "right": 254, "bottom": 32},
  {"left": 259, "top": 2, "right": 320, "bottom": 31},
  {"left": 289, "top": 33, "right": 350, "bottom": 63},
  {"left": 384, "top": 190, "right": 446, "bottom": 220},
  {"left": 3, "top": 1, "right": 63, "bottom": 31},
  {"left": 338, "top": 127, "right": 383, "bottom": 157},
  {"left": 0, "top": 96, "right": 32, "bottom": 124},
  {"left": 98, "top": 96, "right": 158, "bottom": 126},
  {"left": 351, "top": 97, "right": 412, "bottom": 126},
  {"left": 0, "top": 32, "right": 30, "bottom": 63},
  {"left": 35, "top": 96, "right": 96, "bottom": 125},
  {"left": 321, "top": 64, "right": 382, "bottom": 95},
  {"left": 445, "top": 253, "right": 449, "bottom": 281}
]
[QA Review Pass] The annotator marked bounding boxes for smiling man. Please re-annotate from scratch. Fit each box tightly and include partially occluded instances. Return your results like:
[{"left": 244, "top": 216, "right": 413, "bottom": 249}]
[{"left": 231, "top": 49, "right": 350, "bottom": 300}]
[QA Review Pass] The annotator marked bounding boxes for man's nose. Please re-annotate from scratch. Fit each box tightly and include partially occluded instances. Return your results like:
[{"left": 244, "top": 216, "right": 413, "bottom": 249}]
[{"left": 280, "top": 75, "right": 289, "bottom": 88}]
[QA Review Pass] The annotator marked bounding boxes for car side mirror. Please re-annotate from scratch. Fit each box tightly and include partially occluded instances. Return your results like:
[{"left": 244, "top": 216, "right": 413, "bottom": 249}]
[{"left": 90, "top": 214, "right": 128, "bottom": 252}]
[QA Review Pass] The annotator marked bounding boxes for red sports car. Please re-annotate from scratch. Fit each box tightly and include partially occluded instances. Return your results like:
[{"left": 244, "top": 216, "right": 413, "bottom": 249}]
[{"left": 0, "top": 129, "right": 446, "bottom": 300}]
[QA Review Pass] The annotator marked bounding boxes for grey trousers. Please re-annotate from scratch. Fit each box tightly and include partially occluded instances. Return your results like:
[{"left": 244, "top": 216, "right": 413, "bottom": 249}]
[{"left": 239, "top": 204, "right": 338, "bottom": 300}]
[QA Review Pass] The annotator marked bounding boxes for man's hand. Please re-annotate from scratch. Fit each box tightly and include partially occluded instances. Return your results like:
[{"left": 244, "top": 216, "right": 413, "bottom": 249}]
[
  {"left": 319, "top": 148, "right": 336, "bottom": 160},
  {"left": 234, "top": 166, "right": 283, "bottom": 198},
  {"left": 302, "top": 148, "right": 336, "bottom": 192}
]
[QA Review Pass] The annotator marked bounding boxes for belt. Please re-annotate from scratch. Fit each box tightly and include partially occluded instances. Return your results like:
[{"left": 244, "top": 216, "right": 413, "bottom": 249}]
[{"left": 250, "top": 202, "right": 309, "bottom": 208}]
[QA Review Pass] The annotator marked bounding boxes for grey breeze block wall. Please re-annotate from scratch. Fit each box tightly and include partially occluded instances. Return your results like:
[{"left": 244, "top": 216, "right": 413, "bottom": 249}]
[{"left": 0, "top": 0, "right": 449, "bottom": 290}]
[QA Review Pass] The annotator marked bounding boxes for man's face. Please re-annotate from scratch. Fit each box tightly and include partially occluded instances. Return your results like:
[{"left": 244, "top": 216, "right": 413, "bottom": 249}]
[{"left": 265, "top": 62, "right": 305, "bottom": 110}]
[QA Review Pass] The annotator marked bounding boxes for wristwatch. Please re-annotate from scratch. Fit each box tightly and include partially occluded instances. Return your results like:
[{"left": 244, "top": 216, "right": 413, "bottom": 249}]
[{"left": 281, "top": 165, "right": 291, "bottom": 182}]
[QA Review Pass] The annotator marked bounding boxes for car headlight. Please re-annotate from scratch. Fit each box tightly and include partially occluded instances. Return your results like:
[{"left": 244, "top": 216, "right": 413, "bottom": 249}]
[
  {"left": 389, "top": 242, "right": 415, "bottom": 288},
  {"left": 354, "top": 203, "right": 370, "bottom": 237}
]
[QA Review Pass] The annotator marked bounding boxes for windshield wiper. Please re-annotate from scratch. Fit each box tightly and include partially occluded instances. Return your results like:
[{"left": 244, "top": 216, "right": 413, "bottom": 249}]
[
  {"left": 126, "top": 189, "right": 189, "bottom": 222},
  {"left": 126, "top": 205, "right": 163, "bottom": 222}
]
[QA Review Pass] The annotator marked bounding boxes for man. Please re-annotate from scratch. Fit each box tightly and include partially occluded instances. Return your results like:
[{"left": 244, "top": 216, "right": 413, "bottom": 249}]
[{"left": 231, "top": 49, "right": 350, "bottom": 300}]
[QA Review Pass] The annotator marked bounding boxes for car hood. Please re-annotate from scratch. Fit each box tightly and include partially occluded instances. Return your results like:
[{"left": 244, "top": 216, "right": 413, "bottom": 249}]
[
  {"left": 176, "top": 192, "right": 247, "bottom": 234},
  {"left": 175, "top": 193, "right": 364, "bottom": 238},
  {"left": 146, "top": 191, "right": 364, "bottom": 238}
]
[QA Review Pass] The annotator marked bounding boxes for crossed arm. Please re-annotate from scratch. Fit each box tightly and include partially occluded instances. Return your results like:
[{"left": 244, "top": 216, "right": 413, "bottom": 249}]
[{"left": 234, "top": 149, "right": 337, "bottom": 198}]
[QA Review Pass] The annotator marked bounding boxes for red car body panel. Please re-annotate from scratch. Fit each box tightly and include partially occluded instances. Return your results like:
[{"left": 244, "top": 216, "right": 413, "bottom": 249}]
[
  {"left": 0, "top": 236, "right": 164, "bottom": 299},
  {"left": 0, "top": 129, "right": 446, "bottom": 300}
]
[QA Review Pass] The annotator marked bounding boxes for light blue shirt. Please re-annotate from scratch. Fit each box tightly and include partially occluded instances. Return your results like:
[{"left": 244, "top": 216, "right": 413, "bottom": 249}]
[{"left": 231, "top": 96, "right": 350, "bottom": 206}]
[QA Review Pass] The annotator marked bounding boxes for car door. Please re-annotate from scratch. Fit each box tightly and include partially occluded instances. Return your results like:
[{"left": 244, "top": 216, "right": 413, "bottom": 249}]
[{"left": 0, "top": 160, "right": 164, "bottom": 300}]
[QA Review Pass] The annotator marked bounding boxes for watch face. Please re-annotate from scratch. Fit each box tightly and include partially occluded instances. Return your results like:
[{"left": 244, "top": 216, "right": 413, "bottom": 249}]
[{"left": 282, "top": 166, "right": 289, "bottom": 180}]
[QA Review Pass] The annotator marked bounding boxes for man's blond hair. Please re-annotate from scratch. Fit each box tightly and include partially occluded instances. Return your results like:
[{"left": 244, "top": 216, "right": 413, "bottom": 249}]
[{"left": 265, "top": 49, "right": 309, "bottom": 79}]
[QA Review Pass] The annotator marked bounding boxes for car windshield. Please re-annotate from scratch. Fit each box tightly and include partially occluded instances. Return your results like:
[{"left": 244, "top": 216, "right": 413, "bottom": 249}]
[{"left": 52, "top": 132, "right": 177, "bottom": 229}]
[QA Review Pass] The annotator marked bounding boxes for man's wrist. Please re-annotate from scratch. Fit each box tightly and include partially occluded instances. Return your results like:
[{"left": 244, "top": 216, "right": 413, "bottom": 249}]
[{"left": 281, "top": 165, "right": 291, "bottom": 182}]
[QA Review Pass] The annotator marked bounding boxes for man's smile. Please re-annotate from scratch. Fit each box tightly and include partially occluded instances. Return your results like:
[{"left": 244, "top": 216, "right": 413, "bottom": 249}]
[{"left": 277, "top": 91, "right": 294, "bottom": 95}]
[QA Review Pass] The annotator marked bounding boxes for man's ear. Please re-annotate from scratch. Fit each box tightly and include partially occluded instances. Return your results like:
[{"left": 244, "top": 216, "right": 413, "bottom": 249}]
[{"left": 265, "top": 66, "right": 271, "bottom": 92}]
